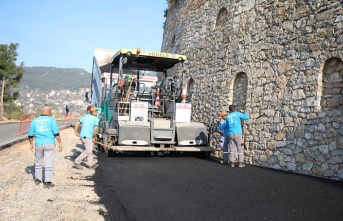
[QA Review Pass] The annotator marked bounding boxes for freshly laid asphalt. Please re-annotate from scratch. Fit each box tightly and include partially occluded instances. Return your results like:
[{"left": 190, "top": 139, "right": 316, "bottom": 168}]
[
  {"left": 1, "top": 122, "right": 342, "bottom": 221},
  {"left": 93, "top": 153, "right": 343, "bottom": 221}
]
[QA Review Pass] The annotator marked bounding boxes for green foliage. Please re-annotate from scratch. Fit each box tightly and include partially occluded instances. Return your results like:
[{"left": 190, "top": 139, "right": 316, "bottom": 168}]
[
  {"left": 3, "top": 100, "right": 23, "bottom": 120},
  {"left": 163, "top": 0, "right": 169, "bottom": 29},
  {"left": 163, "top": 8, "right": 169, "bottom": 29},
  {"left": 7, "top": 111, "right": 21, "bottom": 120},
  {"left": 21, "top": 67, "right": 91, "bottom": 92},
  {"left": 0, "top": 43, "right": 24, "bottom": 119},
  {"left": 164, "top": 8, "right": 168, "bottom": 18}
]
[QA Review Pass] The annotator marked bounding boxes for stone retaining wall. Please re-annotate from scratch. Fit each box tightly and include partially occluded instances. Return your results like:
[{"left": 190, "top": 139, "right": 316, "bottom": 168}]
[{"left": 162, "top": 0, "right": 343, "bottom": 180}]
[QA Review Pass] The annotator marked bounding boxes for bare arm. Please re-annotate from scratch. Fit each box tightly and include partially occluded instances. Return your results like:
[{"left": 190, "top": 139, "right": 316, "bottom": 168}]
[
  {"left": 92, "top": 126, "right": 98, "bottom": 142},
  {"left": 75, "top": 121, "right": 80, "bottom": 137},
  {"left": 55, "top": 135, "right": 63, "bottom": 152},
  {"left": 29, "top": 137, "right": 34, "bottom": 152}
]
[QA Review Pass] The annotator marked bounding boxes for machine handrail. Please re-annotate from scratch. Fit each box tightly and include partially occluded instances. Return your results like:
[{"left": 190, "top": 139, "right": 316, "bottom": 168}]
[{"left": 91, "top": 56, "right": 104, "bottom": 106}]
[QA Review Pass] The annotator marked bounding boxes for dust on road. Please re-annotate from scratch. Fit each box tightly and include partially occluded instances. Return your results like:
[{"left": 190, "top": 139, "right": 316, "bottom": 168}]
[{"left": 0, "top": 127, "right": 106, "bottom": 221}]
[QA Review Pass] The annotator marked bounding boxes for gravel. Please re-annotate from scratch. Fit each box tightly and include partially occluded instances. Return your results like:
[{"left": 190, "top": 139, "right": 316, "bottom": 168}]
[{"left": 0, "top": 127, "right": 106, "bottom": 221}]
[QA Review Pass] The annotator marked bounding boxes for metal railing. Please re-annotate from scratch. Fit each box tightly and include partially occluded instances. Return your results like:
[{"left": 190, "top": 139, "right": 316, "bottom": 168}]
[
  {"left": 17, "top": 115, "right": 35, "bottom": 135},
  {"left": 63, "top": 112, "right": 73, "bottom": 124}
]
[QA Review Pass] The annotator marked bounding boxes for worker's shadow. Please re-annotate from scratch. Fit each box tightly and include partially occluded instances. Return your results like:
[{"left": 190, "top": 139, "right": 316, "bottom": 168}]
[
  {"left": 64, "top": 144, "right": 84, "bottom": 162},
  {"left": 195, "top": 132, "right": 208, "bottom": 145},
  {"left": 25, "top": 164, "right": 39, "bottom": 181},
  {"left": 25, "top": 165, "right": 34, "bottom": 175}
]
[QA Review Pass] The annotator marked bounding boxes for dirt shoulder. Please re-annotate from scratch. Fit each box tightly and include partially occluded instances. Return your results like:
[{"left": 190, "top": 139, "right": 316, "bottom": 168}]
[{"left": 0, "top": 127, "right": 106, "bottom": 220}]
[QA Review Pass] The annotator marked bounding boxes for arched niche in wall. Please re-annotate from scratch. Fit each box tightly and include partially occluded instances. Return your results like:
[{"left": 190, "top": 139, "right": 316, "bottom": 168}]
[
  {"left": 321, "top": 57, "right": 343, "bottom": 111},
  {"left": 186, "top": 78, "right": 194, "bottom": 103},
  {"left": 171, "top": 34, "right": 176, "bottom": 47},
  {"left": 232, "top": 72, "right": 248, "bottom": 111},
  {"left": 216, "top": 7, "right": 228, "bottom": 28}
]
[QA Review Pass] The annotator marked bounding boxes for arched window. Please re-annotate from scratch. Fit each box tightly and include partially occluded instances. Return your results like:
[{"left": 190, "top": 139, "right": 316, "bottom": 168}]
[
  {"left": 321, "top": 57, "right": 343, "bottom": 110},
  {"left": 216, "top": 8, "right": 228, "bottom": 28},
  {"left": 171, "top": 35, "right": 176, "bottom": 47},
  {"left": 232, "top": 72, "right": 248, "bottom": 111}
]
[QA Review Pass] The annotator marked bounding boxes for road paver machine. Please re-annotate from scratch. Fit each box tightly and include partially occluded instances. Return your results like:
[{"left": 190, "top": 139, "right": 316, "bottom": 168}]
[{"left": 91, "top": 48, "right": 214, "bottom": 156}]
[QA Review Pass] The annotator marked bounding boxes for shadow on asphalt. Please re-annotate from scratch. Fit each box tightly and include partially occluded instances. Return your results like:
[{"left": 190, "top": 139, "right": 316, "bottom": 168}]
[{"left": 196, "top": 154, "right": 343, "bottom": 188}]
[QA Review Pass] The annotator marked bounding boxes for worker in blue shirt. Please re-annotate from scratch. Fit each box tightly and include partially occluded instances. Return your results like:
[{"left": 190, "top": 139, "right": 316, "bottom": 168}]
[
  {"left": 226, "top": 105, "right": 250, "bottom": 168},
  {"left": 73, "top": 106, "right": 99, "bottom": 169},
  {"left": 28, "top": 105, "right": 63, "bottom": 188}
]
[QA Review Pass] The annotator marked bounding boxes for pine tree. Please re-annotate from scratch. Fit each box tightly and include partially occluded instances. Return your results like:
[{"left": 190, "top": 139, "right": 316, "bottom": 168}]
[{"left": 0, "top": 43, "right": 24, "bottom": 120}]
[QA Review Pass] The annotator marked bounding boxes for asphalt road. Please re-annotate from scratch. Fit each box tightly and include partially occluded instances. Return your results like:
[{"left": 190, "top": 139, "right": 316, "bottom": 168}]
[
  {"left": 93, "top": 152, "right": 343, "bottom": 221},
  {"left": 0, "top": 120, "right": 75, "bottom": 149},
  {"left": 1, "top": 121, "right": 342, "bottom": 221}
]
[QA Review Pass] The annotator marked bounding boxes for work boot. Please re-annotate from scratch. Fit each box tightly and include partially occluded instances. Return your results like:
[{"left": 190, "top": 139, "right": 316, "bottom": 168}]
[
  {"left": 238, "top": 162, "right": 246, "bottom": 168},
  {"left": 230, "top": 162, "right": 235, "bottom": 167},
  {"left": 34, "top": 179, "right": 42, "bottom": 185},
  {"left": 73, "top": 163, "right": 83, "bottom": 170},
  {"left": 220, "top": 160, "right": 228, "bottom": 165},
  {"left": 44, "top": 182, "right": 55, "bottom": 189}
]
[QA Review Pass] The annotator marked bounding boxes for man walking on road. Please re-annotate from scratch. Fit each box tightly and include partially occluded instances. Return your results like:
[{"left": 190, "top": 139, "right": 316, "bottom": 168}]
[
  {"left": 73, "top": 106, "right": 99, "bottom": 169},
  {"left": 28, "top": 105, "right": 63, "bottom": 188},
  {"left": 65, "top": 105, "right": 69, "bottom": 117},
  {"left": 226, "top": 105, "right": 250, "bottom": 168}
]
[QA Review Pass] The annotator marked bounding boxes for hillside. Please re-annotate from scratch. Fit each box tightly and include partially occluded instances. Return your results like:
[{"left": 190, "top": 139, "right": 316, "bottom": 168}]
[{"left": 20, "top": 66, "right": 91, "bottom": 92}]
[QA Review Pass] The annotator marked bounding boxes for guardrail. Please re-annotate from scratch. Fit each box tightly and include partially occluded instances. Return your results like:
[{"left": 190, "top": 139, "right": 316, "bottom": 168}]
[
  {"left": 17, "top": 115, "right": 35, "bottom": 135},
  {"left": 63, "top": 113, "right": 73, "bottom": 124}
]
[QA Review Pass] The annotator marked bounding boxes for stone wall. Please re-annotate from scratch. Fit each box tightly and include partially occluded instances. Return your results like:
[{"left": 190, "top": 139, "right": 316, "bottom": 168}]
[{"left": 162, "top": 0, "right": 343, "bottom": 180}]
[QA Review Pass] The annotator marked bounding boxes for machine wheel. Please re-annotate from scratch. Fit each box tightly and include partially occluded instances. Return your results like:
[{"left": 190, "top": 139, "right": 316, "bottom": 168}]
[
  {"left": 200, "top": 151, "right": 212, "bottom": 158},
  {"left": 95, "top": 137, "right": 104, "bottom": 152},
  {"left": 103, "top": 134, "right": 109, "bottom": 156},
  {"left": 104, "top": 147, "right": 116, "bottom": 157},
  {"left": 104, "top": 147, "right": 109, "bottom": 157}
]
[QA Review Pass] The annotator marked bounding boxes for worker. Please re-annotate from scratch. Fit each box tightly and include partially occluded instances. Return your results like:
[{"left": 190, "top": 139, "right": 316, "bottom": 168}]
[
  {"left": 28, "top": 105, "right": 63, "bottom": 188},
  {"left": 226, "top": 105, "right": 250, "bottom": 168},
  {"left": 65, "top": 105, "right": 69, "bottom": 117},
  {"left": 85, "top": 91, "right": 89, "bottom": 102},
  {"left": 73, "top": 106, "right": 99, "bottom": 169}
]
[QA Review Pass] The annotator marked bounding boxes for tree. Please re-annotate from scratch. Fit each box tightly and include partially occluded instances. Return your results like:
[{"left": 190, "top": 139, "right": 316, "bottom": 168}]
[{"left": 0, "top": 43, "right": 24, "bottom": 120}]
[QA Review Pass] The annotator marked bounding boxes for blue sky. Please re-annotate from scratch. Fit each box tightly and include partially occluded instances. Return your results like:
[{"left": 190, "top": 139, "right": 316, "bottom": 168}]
[{"left": 0, "top": 0, "right": 168, "bottom": 72}]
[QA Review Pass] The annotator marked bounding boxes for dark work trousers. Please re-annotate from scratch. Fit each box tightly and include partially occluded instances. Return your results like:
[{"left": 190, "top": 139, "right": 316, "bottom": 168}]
[
  {"left": 221, "top": 136, "right": 229, "bottom": 163},
  {"left": 35, "top": 144, "right": 55, "bottom": 182}
]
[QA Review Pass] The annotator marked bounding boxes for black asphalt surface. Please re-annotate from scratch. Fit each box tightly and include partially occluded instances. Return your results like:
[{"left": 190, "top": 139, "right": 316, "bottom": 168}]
[
  {"left": 1, "top": 121, "right": 342, "bottom": 220},
  {"left": 93, "top": 153, "right": 343, "bottom": 221}
]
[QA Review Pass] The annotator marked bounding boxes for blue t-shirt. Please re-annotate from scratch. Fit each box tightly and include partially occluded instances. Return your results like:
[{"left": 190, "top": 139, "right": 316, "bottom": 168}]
[
  {"left": 217, "top": 122, "right": 230, "bottom": 137},
  {"left": 225, "top": 112, "right": 250, "bottom": 135},
  {"left": 28, "top": 115, "right": 59, "bottom": 146},
  {"left": 79, "top": 113, "right": 99, "bottom": 138}
]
